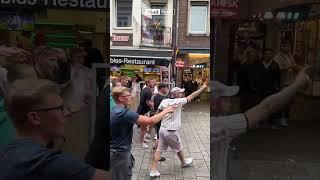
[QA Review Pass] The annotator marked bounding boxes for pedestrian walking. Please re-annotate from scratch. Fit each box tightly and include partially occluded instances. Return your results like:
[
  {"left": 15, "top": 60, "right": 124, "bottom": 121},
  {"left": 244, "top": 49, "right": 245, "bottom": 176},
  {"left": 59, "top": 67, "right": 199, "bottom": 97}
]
[
  {"left": 137, "top": 79, "right": 155, "bottom": 148},
  {"left": 149, "top": 82, "right": 208, "bottom": 177},
  {"left": 152, "top": 83, "right": 169, "bottom": 161},
  {"left": 211, "top": 67, "right": 311, "bottom": 180},
  {"left": 110, "top": 86, "right": 176, "bottom": 180}
]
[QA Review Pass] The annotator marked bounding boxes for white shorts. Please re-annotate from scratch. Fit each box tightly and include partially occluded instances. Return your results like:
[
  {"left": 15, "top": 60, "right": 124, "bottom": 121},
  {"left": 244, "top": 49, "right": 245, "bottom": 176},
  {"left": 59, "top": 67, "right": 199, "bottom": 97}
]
[{"left": 157, "top": 129, "right": 183, "bottom": 153}]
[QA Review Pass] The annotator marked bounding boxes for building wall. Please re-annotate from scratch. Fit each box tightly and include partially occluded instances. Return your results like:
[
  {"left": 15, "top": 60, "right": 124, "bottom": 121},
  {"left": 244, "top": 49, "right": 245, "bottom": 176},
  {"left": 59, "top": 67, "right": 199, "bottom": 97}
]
[
  {"left": 177, "top": 0, "right": 210, "bottom": 49},
  {"left": 110, "top": 0, "right": 174, "bottom": 47}
]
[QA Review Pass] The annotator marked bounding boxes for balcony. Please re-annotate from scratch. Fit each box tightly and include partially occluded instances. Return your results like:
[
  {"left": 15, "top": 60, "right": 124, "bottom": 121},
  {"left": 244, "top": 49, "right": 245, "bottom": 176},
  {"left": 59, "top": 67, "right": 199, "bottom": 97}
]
[{"left": 141, "top": 26, "right": 172, "bottom": 48}]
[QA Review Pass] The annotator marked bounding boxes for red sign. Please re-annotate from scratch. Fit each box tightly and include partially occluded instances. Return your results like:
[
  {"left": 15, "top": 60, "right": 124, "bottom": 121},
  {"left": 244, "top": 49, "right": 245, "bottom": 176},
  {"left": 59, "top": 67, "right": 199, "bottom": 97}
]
[
  {"left": 112, "top": 35, "right": 130, "bottom": 42},
  {"left": 175, "top": 59, "right": 184, "bottom": 68},
  {"left": 211, "top": 0, "right": 239, "bottom": 19}
]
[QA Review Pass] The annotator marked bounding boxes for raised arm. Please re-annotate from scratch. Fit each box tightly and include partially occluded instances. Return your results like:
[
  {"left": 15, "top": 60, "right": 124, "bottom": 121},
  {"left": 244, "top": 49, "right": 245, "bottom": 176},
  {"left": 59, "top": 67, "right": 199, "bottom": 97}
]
[
  {"left": 186, "top": 82, "right": 208, "bottom": 102},
  {"left": 136, "top": 105, "right": 176, "bottom": 126},
  {"left": 245, "top": 67, "right": 310, "bottom": 129}
]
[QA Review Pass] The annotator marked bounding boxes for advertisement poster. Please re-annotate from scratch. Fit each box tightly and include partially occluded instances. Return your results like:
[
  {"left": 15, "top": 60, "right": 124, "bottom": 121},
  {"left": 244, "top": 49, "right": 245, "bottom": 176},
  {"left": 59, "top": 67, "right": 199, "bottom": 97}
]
[
  {"left": 161, "top": 68, "right": 169, "bottom": 83},
  {"left": 0, "top": 13, "right": 34, "bottom": 31}
]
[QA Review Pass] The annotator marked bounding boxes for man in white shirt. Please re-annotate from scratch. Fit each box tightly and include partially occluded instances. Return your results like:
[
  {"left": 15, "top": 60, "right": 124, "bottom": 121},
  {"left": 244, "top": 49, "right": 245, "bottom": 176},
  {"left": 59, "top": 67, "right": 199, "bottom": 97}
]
[
  {"left": 211, "top": 67, "right": 311, "bottom": 180},
  {"left": 149, "top": 82, "right": 208, "bottom": 177}
]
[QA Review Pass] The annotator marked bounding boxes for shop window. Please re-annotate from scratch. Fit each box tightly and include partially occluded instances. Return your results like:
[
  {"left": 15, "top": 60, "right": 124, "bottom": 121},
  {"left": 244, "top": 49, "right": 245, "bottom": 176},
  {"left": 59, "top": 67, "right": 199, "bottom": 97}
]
[
  {"left": 116, "top": 0, "right": 132, "bottom": 27},
  {"left": 188, "top": 1, "right": 208, "bottom": 35}
]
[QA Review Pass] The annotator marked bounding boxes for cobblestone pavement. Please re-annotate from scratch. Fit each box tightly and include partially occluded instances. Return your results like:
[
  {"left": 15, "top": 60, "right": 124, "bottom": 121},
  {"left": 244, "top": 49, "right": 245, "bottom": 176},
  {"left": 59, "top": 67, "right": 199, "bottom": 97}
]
[
  {"left": 227, "top": 96, "right": 320, "bottom": 179},
  {"left": 131, "top": 101, "right": 210, "bottom": 180},
  {"left": 228, "top": 121, "right": 320, "bottom": 180}
]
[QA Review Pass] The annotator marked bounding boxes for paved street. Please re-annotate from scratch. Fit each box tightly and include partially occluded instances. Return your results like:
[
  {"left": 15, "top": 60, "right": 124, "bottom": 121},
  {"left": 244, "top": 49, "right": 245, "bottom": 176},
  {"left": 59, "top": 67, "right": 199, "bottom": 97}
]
[
  {"left": 228, "top": 96, "right": 320, "bottom": 180},
  {"left": 131, "top": 101, "right": 210, "bottom": 180}
]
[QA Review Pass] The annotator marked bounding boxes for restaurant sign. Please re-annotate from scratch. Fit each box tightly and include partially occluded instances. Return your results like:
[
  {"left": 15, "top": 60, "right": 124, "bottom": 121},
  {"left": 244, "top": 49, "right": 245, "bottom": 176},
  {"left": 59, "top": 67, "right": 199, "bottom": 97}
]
[
  {"left": 0, "top": 0, "right": 108, "bottom": 10},
  {"left": 110, "top": 56, "right": 171, "bottom": 66}
]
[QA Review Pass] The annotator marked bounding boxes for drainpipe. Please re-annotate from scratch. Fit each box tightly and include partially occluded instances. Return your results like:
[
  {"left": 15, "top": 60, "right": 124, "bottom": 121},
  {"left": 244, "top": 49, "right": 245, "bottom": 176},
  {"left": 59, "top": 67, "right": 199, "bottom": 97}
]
[{"left": 171, "top": 0, "right": 178, "bottom": 86}]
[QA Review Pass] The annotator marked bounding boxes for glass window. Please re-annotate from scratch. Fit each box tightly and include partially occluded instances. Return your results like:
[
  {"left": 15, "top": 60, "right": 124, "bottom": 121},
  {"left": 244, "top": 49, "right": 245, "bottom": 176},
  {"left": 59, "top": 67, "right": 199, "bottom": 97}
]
[
  {"left": 116, "top": 0, "right": 132, "bottom": 27},
  {"left": 189, "top": 2, "right": 208, "bottom": 34}
]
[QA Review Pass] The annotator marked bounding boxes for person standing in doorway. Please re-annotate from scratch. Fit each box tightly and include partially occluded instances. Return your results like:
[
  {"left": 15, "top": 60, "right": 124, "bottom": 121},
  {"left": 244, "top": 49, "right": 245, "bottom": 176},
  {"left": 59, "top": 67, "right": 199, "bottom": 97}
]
[{"left": 273, "top": 42, "right": 300, "bottom": 127}]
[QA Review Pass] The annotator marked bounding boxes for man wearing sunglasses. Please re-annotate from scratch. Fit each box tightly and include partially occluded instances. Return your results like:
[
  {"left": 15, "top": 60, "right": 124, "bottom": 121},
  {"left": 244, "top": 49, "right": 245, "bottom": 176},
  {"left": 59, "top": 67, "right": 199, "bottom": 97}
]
[{"left": 0, "top": 78, "right": 108, "bottom": 180}]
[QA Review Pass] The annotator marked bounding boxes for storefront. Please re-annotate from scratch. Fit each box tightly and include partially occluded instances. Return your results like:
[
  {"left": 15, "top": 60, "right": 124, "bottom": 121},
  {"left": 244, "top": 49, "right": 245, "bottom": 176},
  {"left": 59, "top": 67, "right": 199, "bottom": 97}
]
[
  {"left": 0, "top": 1, "right": 108, "bottom": 56},
  {"left": 110, "top": 48, "right": 173, "bottom": 85},
  {"left": 176, "top": 48, "right": 210, "bottom": 100}
]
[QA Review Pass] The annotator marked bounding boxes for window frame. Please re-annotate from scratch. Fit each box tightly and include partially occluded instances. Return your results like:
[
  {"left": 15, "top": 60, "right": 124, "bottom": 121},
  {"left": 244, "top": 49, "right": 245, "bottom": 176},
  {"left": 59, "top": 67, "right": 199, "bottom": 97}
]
[
  {"left": 115, "top": 0, "right": 133, "bottom": 29},
  {"left": 188, "top": 1, "right": 209, "bottom": 35}
]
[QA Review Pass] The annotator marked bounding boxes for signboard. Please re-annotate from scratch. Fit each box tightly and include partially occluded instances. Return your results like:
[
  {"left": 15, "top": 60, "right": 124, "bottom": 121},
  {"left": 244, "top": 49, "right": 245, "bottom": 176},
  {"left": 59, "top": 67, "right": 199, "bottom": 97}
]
[
  {"left": 144, "top": 67, "right": 160, "bottom": 73},
  {"left": 112, "top": 34, "right": 133, "bottom": 46},
  {"left": 175, "top": 58, "right": 184, "bottom": 68},
  {"left": 0, "top": 13, "right": 34, "bottom": 31},
  {"left": 211, "top": 0, "right": 239, "bottom": 19},
  {"left": 0, "top": 0, "right": 108, "bottom": 10},
  {"left": 110, "top": 56, "right": 170, "bottom": 66}
]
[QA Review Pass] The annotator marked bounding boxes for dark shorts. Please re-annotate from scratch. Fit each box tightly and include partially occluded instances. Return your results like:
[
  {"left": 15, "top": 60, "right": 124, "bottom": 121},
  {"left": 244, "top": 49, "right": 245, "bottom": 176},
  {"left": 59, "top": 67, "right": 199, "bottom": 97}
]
[{"left": 155, "top": 121, "right": 161, "bottom": 138}]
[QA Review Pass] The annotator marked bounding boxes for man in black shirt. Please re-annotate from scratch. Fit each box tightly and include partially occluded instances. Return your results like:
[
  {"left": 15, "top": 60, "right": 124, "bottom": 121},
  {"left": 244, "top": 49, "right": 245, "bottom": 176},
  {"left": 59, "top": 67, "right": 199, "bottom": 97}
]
[
  {"left": 153, "top": 83, "right": 169, "bottom": 160},
  {"left": 137, "top": 79, "right": 155, "bottom": 148},
  {"left": 257, "top": 48, "right": 282, "bottom": 129}
]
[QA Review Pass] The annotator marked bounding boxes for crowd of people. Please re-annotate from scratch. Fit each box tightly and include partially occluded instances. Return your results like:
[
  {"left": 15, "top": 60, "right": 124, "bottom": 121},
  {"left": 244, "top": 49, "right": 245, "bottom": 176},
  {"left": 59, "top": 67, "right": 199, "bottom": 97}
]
[
  {"left": 0, "top": 42, "right": 109, "bottom": 179},
  {"left": 110, "top": 73, "right": 209, "bottom": 179},
  {"left": 235, "top": 41, "right": 300, "bottom": 129}
]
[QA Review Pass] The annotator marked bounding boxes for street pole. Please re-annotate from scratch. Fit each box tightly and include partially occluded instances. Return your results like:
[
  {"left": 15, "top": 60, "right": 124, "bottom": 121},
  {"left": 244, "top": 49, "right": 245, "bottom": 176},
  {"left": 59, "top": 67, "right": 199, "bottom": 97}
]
[{"left": 171, "top": 0, "right": 178, "bottom": 86}]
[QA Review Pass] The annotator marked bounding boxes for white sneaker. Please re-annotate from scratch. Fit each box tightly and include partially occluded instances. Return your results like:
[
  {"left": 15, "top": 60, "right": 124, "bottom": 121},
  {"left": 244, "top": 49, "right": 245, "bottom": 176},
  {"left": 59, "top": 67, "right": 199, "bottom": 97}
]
[
  {"left": 182, "top": 158, "right": 193, "bottom": 167},
  {"left": 140, "top": 143, "right": 149, "bottom": 148},
  {"left": 154, "top": 136, "right": 157, "bottom": 140},
  {"left": 149, "top": 170, "right": 160, "bottom": 177}
]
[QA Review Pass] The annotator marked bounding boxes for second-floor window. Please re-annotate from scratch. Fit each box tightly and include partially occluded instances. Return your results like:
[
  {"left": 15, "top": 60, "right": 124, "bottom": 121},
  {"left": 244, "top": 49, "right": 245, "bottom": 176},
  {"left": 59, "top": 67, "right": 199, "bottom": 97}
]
[
  {"left": 188, "top": 1, "right": 208, "bottom": 34},
  {"left": 116, "top": 0, "right": 132, "bottom": 27}
]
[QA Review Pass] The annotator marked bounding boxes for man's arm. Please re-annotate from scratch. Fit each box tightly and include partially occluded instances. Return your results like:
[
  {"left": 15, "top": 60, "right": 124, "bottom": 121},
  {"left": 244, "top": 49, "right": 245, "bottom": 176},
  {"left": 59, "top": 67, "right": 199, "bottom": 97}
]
[
  {"left": 136, "top": 105, "right": 175, "bottom": 126},
  {"left": 186, "top": 82, "right": 208, "bottom": 102},
  {"left": 245, "top": 67, "right": 310, "bottom": 129}
]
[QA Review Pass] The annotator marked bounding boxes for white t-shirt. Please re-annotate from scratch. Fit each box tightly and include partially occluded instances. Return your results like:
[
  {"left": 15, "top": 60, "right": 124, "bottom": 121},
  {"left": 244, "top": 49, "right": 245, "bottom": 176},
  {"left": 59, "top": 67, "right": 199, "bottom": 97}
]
[{"left": 158, "top": 98, "right": 188, "bottom": 130}]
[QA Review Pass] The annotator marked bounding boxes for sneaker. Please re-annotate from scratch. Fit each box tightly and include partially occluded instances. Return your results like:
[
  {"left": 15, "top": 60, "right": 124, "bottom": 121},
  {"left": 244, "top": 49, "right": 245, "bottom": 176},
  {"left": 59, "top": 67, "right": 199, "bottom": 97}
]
[
  {"left": 140, "top": 143, "right": 149, "bottom": 148},
  {"left": 182, "top": 158, "right": 193, "bottom": 167},
  {"left": 149, "top": 170, "right": 160, "bottom": 177},
  {"left": 154, "top": 136, "right": 157, "bottom": 140}
]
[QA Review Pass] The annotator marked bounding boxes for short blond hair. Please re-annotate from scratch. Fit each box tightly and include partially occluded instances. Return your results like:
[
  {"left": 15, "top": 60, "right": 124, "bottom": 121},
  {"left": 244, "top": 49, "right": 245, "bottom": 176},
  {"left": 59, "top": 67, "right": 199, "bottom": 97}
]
[
  {"left": 5, "top": 78, "right": 60, "bottom": 129},
  {"left": 112, "top": 86, "right": 129, "bottom": 103}
]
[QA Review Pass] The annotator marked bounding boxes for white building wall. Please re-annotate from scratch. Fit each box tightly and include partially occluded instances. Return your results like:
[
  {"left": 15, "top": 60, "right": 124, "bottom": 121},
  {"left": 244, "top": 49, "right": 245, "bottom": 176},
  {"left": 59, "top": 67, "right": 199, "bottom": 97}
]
[{"left": 111, "top": 0, "right": 173, "bottom": 47}]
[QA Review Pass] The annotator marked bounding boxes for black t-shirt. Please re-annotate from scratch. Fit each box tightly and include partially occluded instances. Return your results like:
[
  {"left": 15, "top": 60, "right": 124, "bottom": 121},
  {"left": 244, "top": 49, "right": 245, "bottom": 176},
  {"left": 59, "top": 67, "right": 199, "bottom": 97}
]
[
  {"left": 0, "top": 139, "right": 95, "bottom": 180},
  {"left": 153, "top": 94, "right": 167, "bottom": 111},
  {"left": 137, "top": 87, "right": 152, "bottom": 115}
]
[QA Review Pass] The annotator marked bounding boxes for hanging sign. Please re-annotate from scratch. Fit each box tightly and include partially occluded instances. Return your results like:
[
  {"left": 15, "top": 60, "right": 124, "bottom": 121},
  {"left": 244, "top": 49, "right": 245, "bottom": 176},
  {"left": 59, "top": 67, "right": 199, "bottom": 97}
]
[{"left": 211, "top": 0, "right": 240, "bottom": 19}]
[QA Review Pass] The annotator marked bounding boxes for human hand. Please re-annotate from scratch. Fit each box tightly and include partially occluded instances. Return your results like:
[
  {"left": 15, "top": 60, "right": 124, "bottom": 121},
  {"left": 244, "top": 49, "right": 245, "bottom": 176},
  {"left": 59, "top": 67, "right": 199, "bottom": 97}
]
[
  {"left": 295, "top": 66, "right": 311, "bottom": 89},
  {"left": 202, "top": 81, "right": 208, "bottom": 88},
  {"left": 0, "top": 46, "right": 31, "bottom": 63}
]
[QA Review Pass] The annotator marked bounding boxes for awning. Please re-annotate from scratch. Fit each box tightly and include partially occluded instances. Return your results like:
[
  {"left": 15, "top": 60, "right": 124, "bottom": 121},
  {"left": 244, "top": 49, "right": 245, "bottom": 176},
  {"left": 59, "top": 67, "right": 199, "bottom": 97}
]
[
  {"left": 110, "top": 49, "right": 172, "bottom": 67},
  {"left": 177, "top": 48, "right": 210, "bottom": 55}
]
